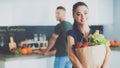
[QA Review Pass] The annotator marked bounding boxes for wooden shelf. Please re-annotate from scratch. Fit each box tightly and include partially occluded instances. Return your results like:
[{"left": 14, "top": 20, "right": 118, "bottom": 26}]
[{"left": 20, "top": 40, "right": 48, "bottom": 49}]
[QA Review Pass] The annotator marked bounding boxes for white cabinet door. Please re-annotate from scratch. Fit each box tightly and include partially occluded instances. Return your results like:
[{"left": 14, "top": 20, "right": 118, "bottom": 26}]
[
  {"left": 3, "top": 56, "right": 55, "bottom": 68},
  {"left": 4, "top": 57, "right": 55, "bottom": 68},
  {"left": 5, "top": 58, "right": 48, "bottom": 68},
  {"left": 0, "top": 61, "right": 5, "bottom": 68}
]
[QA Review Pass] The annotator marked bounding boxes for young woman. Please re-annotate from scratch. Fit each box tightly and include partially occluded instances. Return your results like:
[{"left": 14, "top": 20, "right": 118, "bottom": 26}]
[{"left": 67, "top": 2, "right": 111, "bottom": 68}]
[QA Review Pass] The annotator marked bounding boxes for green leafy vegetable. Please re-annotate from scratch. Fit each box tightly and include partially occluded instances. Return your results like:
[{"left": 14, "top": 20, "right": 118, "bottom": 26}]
[{"left": 89, "top": 34, "right": 110, "bottom": 47}]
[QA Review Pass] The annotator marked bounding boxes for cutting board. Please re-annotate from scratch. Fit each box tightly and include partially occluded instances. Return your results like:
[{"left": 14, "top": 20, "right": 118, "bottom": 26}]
[{"left": 9, "top": 36, "right": 17, "bottom": 50}]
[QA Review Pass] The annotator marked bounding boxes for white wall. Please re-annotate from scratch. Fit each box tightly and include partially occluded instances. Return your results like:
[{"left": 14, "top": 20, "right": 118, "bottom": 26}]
[
  {"left": 0, "top": 0, "right": 113, "bottom": 26},
  {"left": 0, "top": 0, "right": 53, "bottom": 26},
  {"left": 104, "top": 0, "right": 120, "bottom": 41},
  {"left": 97, "top": 1, "right": 120, "bottom": 67},
  {"left": 0, "top": 0, "right": 77, "bottom": 26}
]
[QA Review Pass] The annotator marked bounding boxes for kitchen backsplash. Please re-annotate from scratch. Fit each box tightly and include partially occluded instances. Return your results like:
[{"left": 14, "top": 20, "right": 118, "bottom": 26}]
[{"left": 0, "top": 25, "right": 103, "bottom": 54}]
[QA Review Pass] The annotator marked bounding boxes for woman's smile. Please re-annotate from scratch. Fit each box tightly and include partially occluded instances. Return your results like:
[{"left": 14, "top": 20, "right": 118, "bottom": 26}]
[{"left": 74, "top": 6, "right": 89, "bottom": 25}]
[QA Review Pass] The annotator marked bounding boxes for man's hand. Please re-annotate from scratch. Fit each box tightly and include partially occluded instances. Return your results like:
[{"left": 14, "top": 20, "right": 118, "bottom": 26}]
[
  {"left": 42, "top": 33, "right": 58, "bottom": 56},
  {"left": 41, "top": 49, "right": 49, "bottom": 56}
]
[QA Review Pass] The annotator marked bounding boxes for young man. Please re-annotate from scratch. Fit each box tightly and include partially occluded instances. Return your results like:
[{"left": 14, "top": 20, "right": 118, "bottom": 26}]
[{"left": 43, "top": 6, "right": 72, "bottom": 68}]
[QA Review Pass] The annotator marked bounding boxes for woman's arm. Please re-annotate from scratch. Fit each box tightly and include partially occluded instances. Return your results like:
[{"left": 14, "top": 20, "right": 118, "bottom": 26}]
[
  {"left": 102, "top": 47, "right": 112, "bottom": 68},
  {"left": 67, "top": 36, "right": 83, "bottom": 68}
]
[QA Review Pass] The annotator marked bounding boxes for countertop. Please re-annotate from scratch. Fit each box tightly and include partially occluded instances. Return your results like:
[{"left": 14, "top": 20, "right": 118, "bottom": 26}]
[
  {"left": 0, "top": 50, "right": 56, "bottom": 62},
  {"left": 110, "top": 46, "right": 120, "bottom": 51},
  {"left": 0, "top": 47, "right": 119, "bottom": 62},
  {"left": 0, "top": 54, "right": 50, "bottom": 61}
]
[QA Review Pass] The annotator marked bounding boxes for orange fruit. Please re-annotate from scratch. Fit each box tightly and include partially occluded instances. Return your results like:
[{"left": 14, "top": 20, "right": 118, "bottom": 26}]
[
  {"left": 110, "top": 40, "right": 114, "bottom": 46},
  {"left": 21, "top": 48, "right": 27, "bottom": 55},
  {"left": 26, "top": 46, "right": 32, "bottom": 54},
  {"left": 114, "top": 40, "right": 119, "bottom": 46},
  {"left": 110, "top": 40, "right": 119, "bottom": 46}
]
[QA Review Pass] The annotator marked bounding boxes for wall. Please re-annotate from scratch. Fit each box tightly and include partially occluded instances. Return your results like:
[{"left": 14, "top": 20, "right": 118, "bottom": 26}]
[
  {"left": 104, "top": 0, "right": 120, "bottom": 41},
  {"left": 104, "top": 1, "right": 120, "bottom": 67},
  {"left": 0, "top": 0, "right": 77, "bottom": 26},
  {"left": 0, "top": 0, "right": 113, "bottom": 26},
  {"left": 0, "top": 0, "right": 52, "bottom": 26}
]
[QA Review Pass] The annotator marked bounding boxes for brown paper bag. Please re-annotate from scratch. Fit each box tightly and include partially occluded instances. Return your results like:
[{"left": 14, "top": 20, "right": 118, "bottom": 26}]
[{"left": 75, "top": 45, "right": 106, "bottom": 68}]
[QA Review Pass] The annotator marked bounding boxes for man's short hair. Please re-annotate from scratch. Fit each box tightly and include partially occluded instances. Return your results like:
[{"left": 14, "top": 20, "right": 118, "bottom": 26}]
[{"left": 56, "top": 6, "right": 66, "bottom": 11}]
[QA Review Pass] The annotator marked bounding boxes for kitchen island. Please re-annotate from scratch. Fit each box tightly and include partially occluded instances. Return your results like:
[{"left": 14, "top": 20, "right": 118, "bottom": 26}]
[{"left": 0, "top": 54, "right": 55, "bottom": 68}]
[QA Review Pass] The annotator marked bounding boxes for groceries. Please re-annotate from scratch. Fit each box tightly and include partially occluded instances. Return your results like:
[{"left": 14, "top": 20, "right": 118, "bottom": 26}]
[
  {"left": 89, "top": 33, "right": 110, "bottom": 47},
  {"left": 76, "top": 30, "right": 110, "bottom": 48},
  {"left": 76, "top": 45, "right": 106, "bottom": 68},
  {"left": 11, "top": 47, "right": 21, "bottom": 55},
  {"left": 10, "top": 46, "right": 32, "bottom": 55},
  {"left": 20, "top": 46, "right": 32, "bottom": 55},
  {"left": 75, "top": 30, "right": 108, "bottom": 68},
  {"left": 110, "top": 40, "right": 120, "bottom": 47},
  {"left": 8, "top": 36, "right": 32, "bottom": 55}
]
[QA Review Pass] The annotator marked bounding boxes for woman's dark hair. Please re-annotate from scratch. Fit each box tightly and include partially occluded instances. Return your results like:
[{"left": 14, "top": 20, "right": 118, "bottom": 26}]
[
  {"left": 57, "top": 6, "right": 66, "bottom": 11},
  {"left": 73, "top": 2, "right": 88, "bottom": 30},
  {"left": 73, "top": 2, "right": 88, "bottom": 14}
]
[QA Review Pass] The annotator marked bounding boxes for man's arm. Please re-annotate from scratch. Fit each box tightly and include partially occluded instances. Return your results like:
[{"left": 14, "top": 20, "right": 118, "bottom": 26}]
[{"left": 43, "top": 33, "right": 58, "bottom": 55}]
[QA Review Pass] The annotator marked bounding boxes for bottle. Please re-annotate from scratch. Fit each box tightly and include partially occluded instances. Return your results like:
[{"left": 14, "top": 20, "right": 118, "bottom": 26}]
[
  {"left": 0, "top": 37, "right": 4, "bottom": 47},
  {"left": 43, "top": 34, "right": 46, "bottom": 41},
  {"left": 39, "top": 33, "right": 43, "bottom": 41},
  {"left": 34, "top": 34, "right": 38, "bottom": 41}
]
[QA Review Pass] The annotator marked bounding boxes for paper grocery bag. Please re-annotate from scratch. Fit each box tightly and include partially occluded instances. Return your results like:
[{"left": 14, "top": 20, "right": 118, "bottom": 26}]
[{"left": 75, "top": 45, "right": 106, "bottom": 68}]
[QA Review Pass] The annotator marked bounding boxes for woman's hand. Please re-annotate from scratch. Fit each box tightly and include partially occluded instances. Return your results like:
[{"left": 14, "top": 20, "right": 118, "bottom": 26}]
[{"left": 101, "top": 47, "right": 112, "bottom": 68}]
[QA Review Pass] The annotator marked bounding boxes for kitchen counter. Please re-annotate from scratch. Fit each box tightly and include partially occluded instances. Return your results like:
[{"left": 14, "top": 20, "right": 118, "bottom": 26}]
[
  {"left": 110, "top": 46, "right": 120, "bottom": 51},
  {"left": 0, "top": 49, "right": 56, "bottom": 61},
  {"left": 0, "top": 52, "right": 55, "bottom": 68},
  {"left": 0, "top": 46, "right": 119, "bottom": 62},
  {"left": 0, "top": 53, "right": 48, "bottom": 61},
  {"left": 0, "top": 47, "right": 120, "bottom": 68}
]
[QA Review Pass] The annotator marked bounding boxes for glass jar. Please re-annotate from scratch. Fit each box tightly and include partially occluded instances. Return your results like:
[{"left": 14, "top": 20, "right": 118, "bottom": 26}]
[{"left": 34, "top": 34, "right": 38, "bottom": 41}]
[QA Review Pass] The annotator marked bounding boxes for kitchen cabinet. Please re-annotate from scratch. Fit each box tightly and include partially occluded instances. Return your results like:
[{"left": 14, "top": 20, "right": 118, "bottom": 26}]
[
  {"left": 5, "top": 58, "right": 54, "bottom": 68},
  {"left": 0, "top": 54, "right": 55, "bottom": 68}
]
